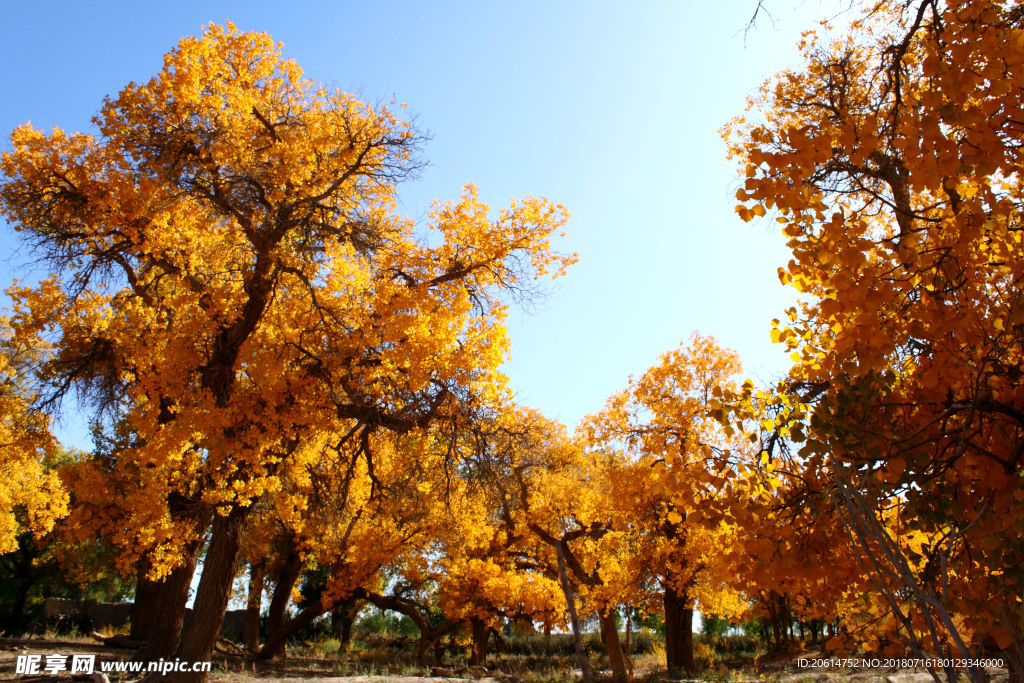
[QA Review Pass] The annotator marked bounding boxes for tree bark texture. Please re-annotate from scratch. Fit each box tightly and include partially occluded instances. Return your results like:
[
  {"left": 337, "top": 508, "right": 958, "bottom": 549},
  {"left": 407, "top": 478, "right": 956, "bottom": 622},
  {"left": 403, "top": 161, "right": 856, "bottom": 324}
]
[
  {"left": 131, "top": 557, "right": 157, "bottom": 643},
  {"left": 664, "top": 583, "right": 694, "bottom": 675},
  {"left": 599, "top": 609, "right": 628, "bottom": 681},
  {"left": 470, "top": 618, "right": 488, "bottom": 666},
  {"left": 265, "top": 539, "right": 302, "bottom": 642},
  {"left": 169, "top": 506, "right": 249, "bottom": 683},
  {"left": 137, "top": 533, "right": 206, "bottom": 661},
  {"left": 331, "top": 599, "right": 357, "bottom": 652}
]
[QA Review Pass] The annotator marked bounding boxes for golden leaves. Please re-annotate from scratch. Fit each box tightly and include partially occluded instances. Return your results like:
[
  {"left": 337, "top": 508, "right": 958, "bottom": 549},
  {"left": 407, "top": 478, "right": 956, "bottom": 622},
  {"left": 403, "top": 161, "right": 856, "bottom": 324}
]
[
  {"left": 728, "top": 0, "right": 1024, "bottom": 650},
  {"left": 0, "top": 23, "right": 576, "bottom": 580},
  {"left": 578, "top": 333, "right": 759, "bottom": 617},
  {"left": 0, "top": 318, "right": 68, "bottom": 553}
]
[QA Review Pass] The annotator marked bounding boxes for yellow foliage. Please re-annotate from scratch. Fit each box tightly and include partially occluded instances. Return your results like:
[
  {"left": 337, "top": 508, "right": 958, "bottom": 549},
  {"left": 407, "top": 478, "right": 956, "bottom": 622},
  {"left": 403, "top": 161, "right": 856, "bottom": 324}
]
[
  {"left": 0, "top": 318, "right": 67, "bottom": 553},
  {"left": 0, "top": 23, "right": 574, "bottom": 589},
  {"left": 725, "top": 0, "right": 1024, "bottom": 655}
]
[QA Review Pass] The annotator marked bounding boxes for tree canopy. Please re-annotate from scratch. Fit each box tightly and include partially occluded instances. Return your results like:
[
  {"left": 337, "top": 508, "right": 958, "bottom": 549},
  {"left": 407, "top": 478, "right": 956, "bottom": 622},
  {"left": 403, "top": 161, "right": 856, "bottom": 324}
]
[{"left": 1, "top": 5, "right": 1021, "bottom": 682}]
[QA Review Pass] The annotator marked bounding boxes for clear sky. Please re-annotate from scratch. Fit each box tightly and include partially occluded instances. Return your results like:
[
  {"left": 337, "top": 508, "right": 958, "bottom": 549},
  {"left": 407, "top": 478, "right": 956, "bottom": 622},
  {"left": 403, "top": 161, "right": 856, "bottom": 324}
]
[{"left": 0, "top": 1, "right": 832, "bottom": 450}]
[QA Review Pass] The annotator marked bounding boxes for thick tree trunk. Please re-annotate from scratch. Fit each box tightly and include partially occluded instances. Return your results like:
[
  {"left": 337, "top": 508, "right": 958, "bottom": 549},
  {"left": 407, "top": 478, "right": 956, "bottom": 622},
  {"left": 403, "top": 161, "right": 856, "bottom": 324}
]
[
  {"left": 131, "top": 557, "right": 158, "bottom": 643},
  {"left": 599, "top": 609, "right": 628, "bottom": 681},
  {"left": 137, "top": 533, "right": 206, "bottom": 661},
  {"left": 331, "top": 599, "right": 357, "bottom": 652},
  {"left": 12, "top": 583, "right": 30, "bottom": 629},
  {"left": 766, "top": 591, "right": 789, "bottom": 651},
  {"left": 556, "top": 541, "right": 593, "bottom": 683},
  {"left": 413, "top": 631, "right": 440, "bottom": 666},
  {"left": 338, "top": 614, "right": 353, "bottom": 652},
  {"left": 244, "top": 563, "right": 265, "bottom": 652},
  {"left": 134, "top": 496, "right": 211, "bottom": 661},
  {"left": 469, "top": 618, "right": 488, "bottom": 666},
  {"left": 169, "top": 506, "right": 249, "bottom": 683},
  {"left": 9, "top": 546, "right": 38, "bottom": 631},
  {"left": 414, "top": 637, "right": 430, "bottom": 666},
  {"left": 664, "top": 583, "right": 694, "bottom": 675}
]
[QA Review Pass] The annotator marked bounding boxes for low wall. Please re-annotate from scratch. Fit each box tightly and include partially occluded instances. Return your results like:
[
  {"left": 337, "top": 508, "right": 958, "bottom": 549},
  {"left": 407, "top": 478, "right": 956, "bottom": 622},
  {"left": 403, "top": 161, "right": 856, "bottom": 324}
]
[
  {"left": 42, "top": 598, "right": 248, "bottom": 639},
  {"left": 42, "top": 598, "right": 133, "bottom": 631}
]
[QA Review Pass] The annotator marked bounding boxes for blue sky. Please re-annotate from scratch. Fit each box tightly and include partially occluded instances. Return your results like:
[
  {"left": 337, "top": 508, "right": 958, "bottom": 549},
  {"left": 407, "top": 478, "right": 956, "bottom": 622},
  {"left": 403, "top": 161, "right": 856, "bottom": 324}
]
[{"left": 0, "top": 1, "right": 831, "bottom": 449}]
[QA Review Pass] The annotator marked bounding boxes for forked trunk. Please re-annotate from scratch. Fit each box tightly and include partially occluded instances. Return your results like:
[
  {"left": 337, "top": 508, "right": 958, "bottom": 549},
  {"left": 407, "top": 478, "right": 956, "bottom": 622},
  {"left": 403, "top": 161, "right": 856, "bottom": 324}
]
[
  {"left": 331, "top": 599, "right": 357, "bottom": 652},
  {"left": 766, "top": 591, "right": 788, "bottom": 651},
  {"left": 136, "top": 534, "right": 206, "bottom": 660},
  {"left": 664, "top": 583, "right": 694, "bottom": 674},
  {"left": 169, "top": 506, "right": 249, "bottom": 683}
]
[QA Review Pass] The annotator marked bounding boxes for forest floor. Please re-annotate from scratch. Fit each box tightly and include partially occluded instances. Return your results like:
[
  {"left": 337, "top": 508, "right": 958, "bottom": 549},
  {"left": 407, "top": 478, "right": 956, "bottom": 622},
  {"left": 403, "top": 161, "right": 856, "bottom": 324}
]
[{"left": 0, "top": 638, "right": 1010, "bottom": 683}]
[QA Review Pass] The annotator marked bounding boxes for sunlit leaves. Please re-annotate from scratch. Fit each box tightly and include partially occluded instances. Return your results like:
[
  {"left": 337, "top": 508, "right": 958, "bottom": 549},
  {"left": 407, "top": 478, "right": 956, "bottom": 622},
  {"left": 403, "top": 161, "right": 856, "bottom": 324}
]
[
  {"left": 581, "top": 332, "right": 756, "bottom": 622},
  {"left": 0, "top": 23, "right": 575, "bottom": 586},
  {"left": 0, "top": 319, "right": 66, "bottom": 553},
  {"left": 726, "top": 0, "right": 1024, "bottom": 663}
]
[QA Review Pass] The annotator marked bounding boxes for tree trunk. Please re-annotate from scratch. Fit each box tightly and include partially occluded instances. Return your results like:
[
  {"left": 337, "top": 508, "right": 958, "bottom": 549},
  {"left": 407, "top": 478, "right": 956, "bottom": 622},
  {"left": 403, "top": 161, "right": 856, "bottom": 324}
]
[
  {"left": 133, "top": 496, "right": 211, "bottom": 662},
  {"left": 664, "top": 583, "right": 694, "bottom": 674},
  {"left": 137, "top": 533, "right": 206, "bottom": 661},
  {"left": 599, "top": 608, "right": 628, "bottom": 681},
  {"left": 11, "top": 582, "right": 30, "bottom": 629},
  {"left": 244, "top": 563, "right": 265, "bottom": 652},
  {"left": 265, "top": 540, "right": 302, "bottom": 642},
  {"left": 9, "top": 544, "right": 38, "bottom": 631},
  {"left": 339, "top": 613, "right": 353, "bottom": 652},
  {"left": 416, "top": 634, "right": 436, "bottom": 666},
  {"left": 469, "top": 618, "right": 488, "bottom": 666},
  {"left": 258, "top": 598, "right": 327, "bottom": 660},
  {"left": 131, "top": 556, "right": 158, "bottom": 643},
  {"left": 169, "top": 506, "right": 249, "bottom": 683},
  {"left": 765, "top": 592, "right": 785, "bottom": 651},
  {"left": 625, "top": 609, "right": 631, "bottom": 658},
  {"left": 331, "top": 599, "right": 357, "bottom": 652},
  {"left": 556, "top": 541, "right": 593, "bottom": 683}
]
